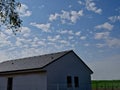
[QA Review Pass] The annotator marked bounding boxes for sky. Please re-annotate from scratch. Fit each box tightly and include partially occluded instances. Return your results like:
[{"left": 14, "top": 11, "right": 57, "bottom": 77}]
[{"left": 0, "top": 0, "right": 120, "bottom": 80}]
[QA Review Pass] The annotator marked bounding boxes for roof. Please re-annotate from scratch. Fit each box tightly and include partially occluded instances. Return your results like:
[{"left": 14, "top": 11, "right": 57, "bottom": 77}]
[
  {"left": 0, "top": 50, "right": 93, "bottom": 74},
  {"left": 0, "top": 50, "right": 71, "bottom": 73}
]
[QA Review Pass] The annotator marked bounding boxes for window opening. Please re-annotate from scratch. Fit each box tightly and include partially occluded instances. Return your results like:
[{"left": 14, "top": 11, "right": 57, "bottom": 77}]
[
  {"left": 7, "top": 77, "right": 13, "bottom": 90},
  {"left": 74, "top": 76, "right": 79, "bottom": 88},
  {"left": 67, "top": 76, "right": 72, "bottom": 88}
]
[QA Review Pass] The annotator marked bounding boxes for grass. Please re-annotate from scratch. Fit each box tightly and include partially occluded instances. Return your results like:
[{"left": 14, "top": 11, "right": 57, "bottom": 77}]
[{"left": 92, "top": 80, "right": 120, "bottom": 89}]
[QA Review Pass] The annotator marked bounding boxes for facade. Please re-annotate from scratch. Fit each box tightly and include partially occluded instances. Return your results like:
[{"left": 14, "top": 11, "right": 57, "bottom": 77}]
[{"left": 0, "top": 50, "right": 93, "bottom": 90}]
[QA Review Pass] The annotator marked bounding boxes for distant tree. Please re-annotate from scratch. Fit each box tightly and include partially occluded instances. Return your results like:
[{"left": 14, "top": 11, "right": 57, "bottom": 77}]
[{"left": 0, "top": 0, "right": 22, "bottom": 34}]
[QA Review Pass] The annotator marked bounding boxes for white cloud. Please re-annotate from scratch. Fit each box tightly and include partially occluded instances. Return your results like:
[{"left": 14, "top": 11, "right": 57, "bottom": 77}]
[
  {"left": 95, "top": 22, "right": 114, "bottom": 30},
  {"left": 0, "top": 43, "right": 75, "bottom": 62},
  {"left": 30, "top": 37, "right": 46, "bottom": 48},
  {"left": 68, "top": 36, "right": 74, "bottom": 40},
  {"left": 58, "top": 30, "right": 74, "bottom": 35},
  {"left": 21, "top": 27, "right": 31, "bottom": 34},
  {"left": 30, "top": 22, "right": 51, "bottom": 32},
  {"left": 0, "top": 28, "right": 75, "bottom": 62},
  {"left": 49, "top": 10, "right": 83, "bottom": 24},
  {"left": 68, "top": 30, "right": 74, "bottom": 35},
  {"left": 15, "top": 37, "right": 30, "bottom": 47},
  {"left": 75, "top": 31, "right": 81, "bottom": 36},
  {"left": 56, "top": 35, "right": 61, "bottom": 39},
  {"left": 95, "top": 32, "right": 120, "bottom": 48},
  {"left": 85, "top": 0, "right": 102, "bottom": 14},
  {"left": 94, "top": 32, "right": 109, "bottom": 40},
  {"left": 58, "top": 30, "right": 68, "bottom": 34},
  {"left": 15, "top": 38, "right": 23, "bottom": 47},
  {"left": 20, "top": 27, "right": 31, "bottom": 37},
  {"left": 0, "top": 40, "right": 12, "bottom": 48},
  {"left": 49, "top": 13, "right": 59, "bottom": 21},
  {"left": 4, "top": 29, "right": 13, "bottom": 35},
  {"left": 106, "top": 38, "right": 120, "bottom": 47},
  {"left": 70, "top": 10, "right": 83, "bottom": 23},
  {"left": 0, "top": 26, "right": 32, "bottom": 52},
  {"left": 17, "top": 4, "right": 31, "bottom": 17},
  {"left": 84, "top": 43, "right": 89, "bottom": 46},
  {"left": 37, "top": 41, "right": 46, "bottom": 46},
  {"left": 0, "top": 32, "right": 7, "bottom": 38},
  {"left": 47, "top": 35, "right": 60, "bottom": 42},
  {"left": 15, "top": 48, "right": 45, "bottom": 59},
  {"left": 33, "top": 37, "right": 39, "bottom": 42},
  {"left": 46, "top": 34, "right": 74, "bottom": 49},
  {"left": 96, "top": 43, "right": 105, "bottom": 48},
  {"left": 0, "top": 32, "right": 12, "bottom": 48},
  {"left": 108, "top": 15, "right": 120, "bottom": 22},
  {"left": 78, "top": 1, "right": 84, "bottom": 5},
  {"left": 80, "top": 36, "right": 87, "bottom": 40},
  {"left": 59, "top": 40, "right": 69, "bottom": 44},
  {"left": 0, "top": 51, "right": 11, "bottom": 62},
  {"left": 61, "top": 10, "right": 71, "bottom": 20},
  {"left": 68, "top": 5, "right": 72, "bottom": 8}
]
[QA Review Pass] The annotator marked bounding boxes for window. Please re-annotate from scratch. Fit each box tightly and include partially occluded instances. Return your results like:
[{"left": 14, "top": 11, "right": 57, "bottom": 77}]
[
  {"left": 7, "top": 77, "right": 13, "bottom": 90},
  {"left": 67, "top": 76, "right": 72, "bottom": 88},
  {"left": 74, "top": 76, "right": 79, "bottom": 88}
]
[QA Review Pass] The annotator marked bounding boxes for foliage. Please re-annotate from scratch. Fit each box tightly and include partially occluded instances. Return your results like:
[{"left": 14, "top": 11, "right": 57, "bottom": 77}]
[{"left": 0, "top": 0, "right": 22, "bottom": 34}]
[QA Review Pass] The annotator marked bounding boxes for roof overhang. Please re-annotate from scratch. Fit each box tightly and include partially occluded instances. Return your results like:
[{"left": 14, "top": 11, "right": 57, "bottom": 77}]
[{"left": 0, "top": 68, "right": 46, "bottom": 76}]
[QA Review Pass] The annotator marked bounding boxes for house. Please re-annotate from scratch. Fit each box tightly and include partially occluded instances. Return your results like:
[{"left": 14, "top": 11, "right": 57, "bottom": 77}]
[{"left": 0, "top": 50, "right": 93, "bottom": 90}]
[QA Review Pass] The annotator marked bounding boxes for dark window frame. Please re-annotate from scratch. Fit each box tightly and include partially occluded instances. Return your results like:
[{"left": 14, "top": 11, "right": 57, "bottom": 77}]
[
  {"left": 67, "top": 76, "right": 72, "bottom": 88},
  {"left": 7, "top": 77, "right": 13, "bottom": 90},
  {"left": 74, "top": 76, "right": 79, "bottom": 88}
]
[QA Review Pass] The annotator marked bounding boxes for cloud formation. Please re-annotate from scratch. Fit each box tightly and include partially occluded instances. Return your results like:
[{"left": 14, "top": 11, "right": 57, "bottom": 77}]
[
  {"left": 108, "top": 15, "right": 120, "bottom": 22},
  {"left": 49, "top": 10, "right": 83, "bottom": 24},
  {"left": 85, "top": 0, "right": 102, "bottom": 14},
  {"left": 95, "top": 22, "right": 114, "bottom": 30},
  {"left": 17, "top": 4, "right": 32, "bottom": 17},
  {"left": 106, "top": 38, "right": 120, "bottom": 47},
  {"left": 95, "top": 31, "right": 120, "bottom": 48},
  {"left": 30, "top": 22, "right": 51, "bottom": 32},
  {"left": 94, "top": 32, "right": 109, "bottom": 40},
  {"left": 80, "top": 36, "right": 87, "bottom": 40}
]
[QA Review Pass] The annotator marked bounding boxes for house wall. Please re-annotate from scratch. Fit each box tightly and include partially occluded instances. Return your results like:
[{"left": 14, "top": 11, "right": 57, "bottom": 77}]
[
  {"left": 45, "top": 52, "right": 92, "bottom": 90},
  {"left": 0, "top": 77, "right": 7, "bottom": 90},
  {"left": 0, "top": 72, "right": 47, "bottom": 90}
]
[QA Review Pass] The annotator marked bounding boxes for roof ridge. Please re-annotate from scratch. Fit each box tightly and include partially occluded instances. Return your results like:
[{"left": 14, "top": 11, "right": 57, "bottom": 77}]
[{"left": 1, "top": 50, "right": 73, "bottom": 64}]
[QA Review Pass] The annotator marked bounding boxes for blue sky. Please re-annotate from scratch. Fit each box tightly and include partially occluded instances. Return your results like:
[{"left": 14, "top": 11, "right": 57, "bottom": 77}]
[{"left": 0, "top": 0, "right": 120, "bottom": 80}]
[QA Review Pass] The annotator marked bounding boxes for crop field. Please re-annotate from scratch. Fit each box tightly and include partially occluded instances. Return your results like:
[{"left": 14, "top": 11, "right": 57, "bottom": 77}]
[{"left": 92, "top": 80, "right": 120, "bottom": 90}]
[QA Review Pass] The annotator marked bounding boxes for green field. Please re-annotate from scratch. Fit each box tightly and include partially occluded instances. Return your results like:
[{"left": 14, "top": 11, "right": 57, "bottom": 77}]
[{"left": 92, "top": 80, "right": 120, "bottom": 90}]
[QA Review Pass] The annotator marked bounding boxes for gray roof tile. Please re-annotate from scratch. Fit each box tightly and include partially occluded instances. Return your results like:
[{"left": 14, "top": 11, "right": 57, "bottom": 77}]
[{"left": 0, "top": 50, "right": 72, "bottom": 73}]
